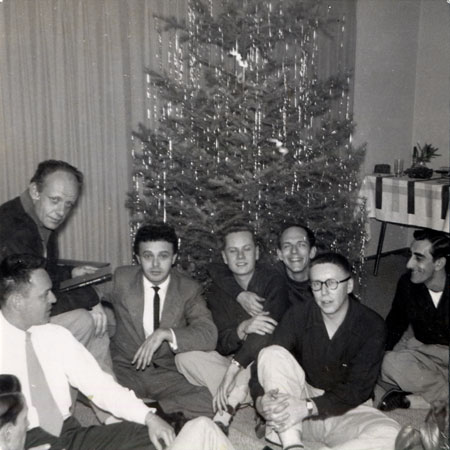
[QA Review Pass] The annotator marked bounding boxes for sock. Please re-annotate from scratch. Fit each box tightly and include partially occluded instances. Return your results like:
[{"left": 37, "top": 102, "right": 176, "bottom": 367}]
[{"left": 213, "top": 410, "right": 232, "bottom": 426}]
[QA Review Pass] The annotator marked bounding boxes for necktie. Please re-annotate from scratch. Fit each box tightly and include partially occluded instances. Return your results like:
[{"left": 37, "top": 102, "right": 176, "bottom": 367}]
[
  {"left": 153, "top": 286, "right": 160, "bottom": 331},
  {"left": 25, "top": 333, "right": 64, "bottom": 436}
]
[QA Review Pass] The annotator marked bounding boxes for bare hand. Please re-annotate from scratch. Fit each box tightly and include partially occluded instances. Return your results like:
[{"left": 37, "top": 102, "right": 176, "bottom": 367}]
[
  {"left": 237, "top": 291, "right": 265, "bottom": 316},
  {"left": 132, "top": 329, "right": 171, "bottom": 370},
  {"left": 72, "top": 265, "right": 99, "bottom": 278},
  {"left": 239, "top": 313, "right": 277, "bottom": 337},
  {"left": 89, "top": 303, "right": 108, "bottom": 336},
  {"left": 258, "top": 390, "right": 308, "bottom": 433},
  {"left": 213, "top": 364, "right": 240, "bottom": 413},
  {"left": 145, "top": 412, "right": 176, "bottom": 450}
]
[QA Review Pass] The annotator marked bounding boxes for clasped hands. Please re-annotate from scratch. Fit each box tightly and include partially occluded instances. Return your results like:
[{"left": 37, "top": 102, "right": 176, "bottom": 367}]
[{"left": 257, "top": 389, "right": 309, "bottom": 433}]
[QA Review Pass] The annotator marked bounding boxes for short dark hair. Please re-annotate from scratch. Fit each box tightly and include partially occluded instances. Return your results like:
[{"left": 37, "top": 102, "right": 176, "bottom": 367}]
[
  {"left": 277, "top": 222, "right": 316, "bottom": 248},
  {"left": 310, "top": 252, "right": 353, "bottom": 275},
  {"left": 413, "top": 229, "right": 449, "bottom": 262},
  {"left": 218, "top": 223, "right": 256, "bottom": 250},
  {"left": 0, "top": 254, "right": 46, "bottom": 308},
  {"left": 0, "top": 374, "right": 24, "bottom": 429},
  {"left": 30, "top": 160, "right": 84, "bottom": 191},
  {"left": 133, "top": 222, "right": 178, "bottom": 255}
]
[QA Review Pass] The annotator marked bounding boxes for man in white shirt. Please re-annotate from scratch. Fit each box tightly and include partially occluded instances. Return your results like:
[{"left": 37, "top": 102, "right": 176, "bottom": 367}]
[
  {"left": 0, "top": 253, "right": 174, "bottom": 449},
  {"left": 108, "top": 222, "right": 218, "bottom": 420}
]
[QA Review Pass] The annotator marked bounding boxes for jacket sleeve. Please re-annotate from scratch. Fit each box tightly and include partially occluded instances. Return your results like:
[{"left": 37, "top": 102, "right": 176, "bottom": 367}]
[
  {"left": 171, "top": 281, "right": 218, "bottom": 353},
  {"left": 384, "top": 275, "right": 410, "bottom": 350},
  {"left": 233, "top": 272, "right": 290, "bottom": 368}
]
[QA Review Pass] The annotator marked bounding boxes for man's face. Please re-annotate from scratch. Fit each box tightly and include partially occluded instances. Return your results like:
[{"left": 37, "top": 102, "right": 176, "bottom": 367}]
[
  {"left": 19, "top": 268, "right": 56, "bottom": 328},
  {"left": 310, "top": 263, "right": 353, "bottom": 318},
  {"left": 222, "top": 231, "right": 259, "bottom": 277},
  {"left": 277, "top": 226, "right": 316, "bottom": 280},
  {"left": 136, "top": 240, "right": 176, "bottom": 285},
  {"left": 30, "top": 171, "right": 79, "bottom": 230},
  {"left": 406, "top": 239, "right": 440, "bottom": 285}
]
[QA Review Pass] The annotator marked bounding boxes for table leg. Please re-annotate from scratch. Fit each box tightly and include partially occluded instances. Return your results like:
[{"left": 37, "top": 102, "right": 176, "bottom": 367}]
[{"left": 373, "top": 222, "right": 387, "bottom": 276}]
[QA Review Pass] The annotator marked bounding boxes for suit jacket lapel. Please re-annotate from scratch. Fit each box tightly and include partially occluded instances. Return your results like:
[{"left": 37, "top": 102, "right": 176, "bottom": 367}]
[{"left": 125, "top": 269, "right": 146, "bottom": 343}]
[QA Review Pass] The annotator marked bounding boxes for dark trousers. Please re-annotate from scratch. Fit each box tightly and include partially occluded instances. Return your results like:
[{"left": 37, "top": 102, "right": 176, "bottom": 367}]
[
  {"left": 25, "top": 417, "right": 153, "bottom": 450},
  {"left": 113, "top": 359, "right": 214, "bottom": 419}
]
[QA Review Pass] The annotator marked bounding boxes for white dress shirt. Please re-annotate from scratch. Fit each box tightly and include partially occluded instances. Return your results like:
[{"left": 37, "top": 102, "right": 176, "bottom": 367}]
[
  {"left": 142, "top": 275, "right": 177, "bottom": 349},
  {"left": 0, "top": 312, "right": 153, "bottom": 431}
]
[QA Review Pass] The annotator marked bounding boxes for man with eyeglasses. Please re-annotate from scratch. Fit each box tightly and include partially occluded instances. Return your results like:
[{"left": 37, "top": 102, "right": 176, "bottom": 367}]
[{"left": 250, "top": 252, "right": 400, "bottom": 450}]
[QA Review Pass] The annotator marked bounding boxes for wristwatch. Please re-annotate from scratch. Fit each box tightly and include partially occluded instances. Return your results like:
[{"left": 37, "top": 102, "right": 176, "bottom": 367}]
[{"left": 305, "top": 398, "right": 314, "bottom": 416}]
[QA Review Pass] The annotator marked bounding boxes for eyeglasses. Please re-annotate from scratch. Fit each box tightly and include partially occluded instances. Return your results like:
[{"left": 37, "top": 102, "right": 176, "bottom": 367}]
[{"left": 310, "top": 276, "right": 351, "bottom": 291}]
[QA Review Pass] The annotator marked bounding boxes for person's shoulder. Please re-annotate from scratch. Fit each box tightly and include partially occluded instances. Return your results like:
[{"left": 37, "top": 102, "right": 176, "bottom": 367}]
[
  {"left": 170, "top": 268, "right": 202, "bottom": 292},
  {"left": 0, "top": 197, "right": 27, "bottom": 227},
  {"left": 114, "top": 264, "right": 140, "bottom": 278},
  {"left": 255, "top": 262, "right": 285, "bottom": 284},
  {"left": 350, "top": 297, "right": 385, "bottom": 331},
  {"left": 31, "top": 322, "right": 75, "bottom": 342}
]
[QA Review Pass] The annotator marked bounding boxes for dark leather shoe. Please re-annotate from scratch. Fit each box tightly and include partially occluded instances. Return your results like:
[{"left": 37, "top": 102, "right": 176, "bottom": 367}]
[{"left": 378, "top": 389, "right": 411, "bottom": 411}]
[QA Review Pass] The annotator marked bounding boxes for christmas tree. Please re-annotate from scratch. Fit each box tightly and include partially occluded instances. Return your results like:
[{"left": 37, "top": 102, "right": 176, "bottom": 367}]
[{"left": 127, "top": 0, "right": 366, "bottom": 281}]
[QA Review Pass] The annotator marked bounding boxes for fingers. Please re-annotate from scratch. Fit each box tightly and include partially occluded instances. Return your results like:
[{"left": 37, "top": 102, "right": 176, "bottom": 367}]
[{"left": 92, "top": 311, "right": 107, "bottom": 336}]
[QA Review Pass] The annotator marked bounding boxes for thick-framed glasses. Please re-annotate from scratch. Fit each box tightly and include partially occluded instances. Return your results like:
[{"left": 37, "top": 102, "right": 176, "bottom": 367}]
[{"left": 310, "top": 276, "right": 351, "bottom": 292}]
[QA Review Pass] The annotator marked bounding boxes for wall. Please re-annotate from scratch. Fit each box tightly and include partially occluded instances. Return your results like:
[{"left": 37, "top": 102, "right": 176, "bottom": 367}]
[{"left": 353, "top": 0, "right": 449, "bottom": 256}]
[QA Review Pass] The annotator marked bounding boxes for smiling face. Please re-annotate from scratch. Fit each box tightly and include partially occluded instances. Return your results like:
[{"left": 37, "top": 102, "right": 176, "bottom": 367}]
[
  {"left": 310, "top": 262, "right": 353, "bottom": 319},
  {"left": 222, "top": 231, "right": 259, "bottom": 282},
  {"left": 29, "top": 170, "right": 79, "bottom": 230},
  {"left": 406, "top": 239, "right": 442, "bottom": 287},
  {"left": 277, "top": 226, "right": 317, "bottom": 282},
  {"left": 18, "top": 268, "right": 56, "bottom": 329},
  {"left": 136, "top": 240, "right": 177, "bottom": 285}
]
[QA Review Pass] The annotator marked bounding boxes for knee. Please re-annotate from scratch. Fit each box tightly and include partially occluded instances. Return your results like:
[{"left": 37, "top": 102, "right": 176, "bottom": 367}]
[
  {"left": 69, "top": 309, "right": 95, "bottom": 343},
  {"left": 381, "top": 351, "right": 400, "bottom": 378},
  {"left": 258, "top": 345, "right": 291, "bottom": 366},
  {"left": 175, "top": 351, "right": 201, "bottom": 372}
]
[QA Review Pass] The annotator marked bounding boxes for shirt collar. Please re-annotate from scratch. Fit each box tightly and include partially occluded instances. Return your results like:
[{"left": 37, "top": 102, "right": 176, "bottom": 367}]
[
  {"left": 142, "top": 273, "right": 171, "bottom": 297},
  {"left": 20, "top": 190, "right": 52, "bottom": 245}
]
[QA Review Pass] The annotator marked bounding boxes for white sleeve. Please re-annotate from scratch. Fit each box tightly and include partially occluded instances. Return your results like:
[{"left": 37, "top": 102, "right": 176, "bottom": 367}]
[{"left": 49, "top": 326, "right": 154, "bottom": 424}]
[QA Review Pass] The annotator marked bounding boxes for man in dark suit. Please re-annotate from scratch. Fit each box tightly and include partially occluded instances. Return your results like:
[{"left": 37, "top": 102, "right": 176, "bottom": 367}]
[{"left": 108, "top": 222, "right": 218, "bottom": 419}]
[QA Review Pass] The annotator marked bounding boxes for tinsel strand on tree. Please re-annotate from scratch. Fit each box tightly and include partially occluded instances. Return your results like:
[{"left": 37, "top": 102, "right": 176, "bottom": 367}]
[{"left": 127, "top": 0, "right": 367, "bottom": 281}]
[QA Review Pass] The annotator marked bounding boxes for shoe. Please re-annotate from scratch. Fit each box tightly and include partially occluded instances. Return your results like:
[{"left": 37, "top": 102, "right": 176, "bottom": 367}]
[
  {"left": 378, "top": 389, "right": 411, "bottom": 411},
  {"left": 214, "top": 420, "right": 230, "bottom": 436}
]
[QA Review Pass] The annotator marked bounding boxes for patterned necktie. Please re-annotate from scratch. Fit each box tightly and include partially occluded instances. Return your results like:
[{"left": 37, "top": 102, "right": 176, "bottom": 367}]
[
  {"left": 153, "top": 286, "right": 160, "bottom": 331},
  {"left": 25, "top": 333, "right": 64, "bottom": 436}
]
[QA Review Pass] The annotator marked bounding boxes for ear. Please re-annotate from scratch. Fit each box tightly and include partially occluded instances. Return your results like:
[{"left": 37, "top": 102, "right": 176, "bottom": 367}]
[
  {"left": 309, "top": 246, "right": 317, "bottom": 259},
  {"left": 8, "top": 292, "right": 24, "bottom": 311},
  {"left": 434, "top": 256, "right": 446, "bottom": 272},
  {"left": 255, "top": 246, "right": 260, "bottom": 261},
  {"left": 346, "top": 277, "right": 354, "bottom": 294},
  {"left": 135, "top": 255, "right": 141, "bottom": 266},
  {"left": 221, "top": 250, "right": 227, "bottom": 265},
  {"left": 29, "top": 182, "right": 40, "bottom": 202},
  {"left": 276, "top": 248, "right": 283, "bottom": 261},
  {"left": 171, "top": 253, "right": 177, "bottom": 266}
]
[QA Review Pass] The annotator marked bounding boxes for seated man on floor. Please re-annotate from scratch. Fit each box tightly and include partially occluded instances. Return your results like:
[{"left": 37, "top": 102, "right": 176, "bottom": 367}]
[
  {"left": 251, "top": 252, "right": 400, "bottom": 450},
  {"left": 209, "top": 222, "right": 317, "bottom": 317},
  {"left": 377, "top": 229, "right": 449, "bottom": 412},
  {"left": 0, "top": 253, "right": 176, "bottom": 450},
  {"left": 176, "top": 223, "right": 290, "bottom": 433},
  {"left": 108, "top": 222, "right": 218, "bottom": 420}
]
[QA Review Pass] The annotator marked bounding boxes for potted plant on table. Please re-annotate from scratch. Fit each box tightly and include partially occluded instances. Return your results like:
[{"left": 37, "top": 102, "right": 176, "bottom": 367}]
[{"left": 405, "top": 142, "right": 441, "bottom": 179}]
